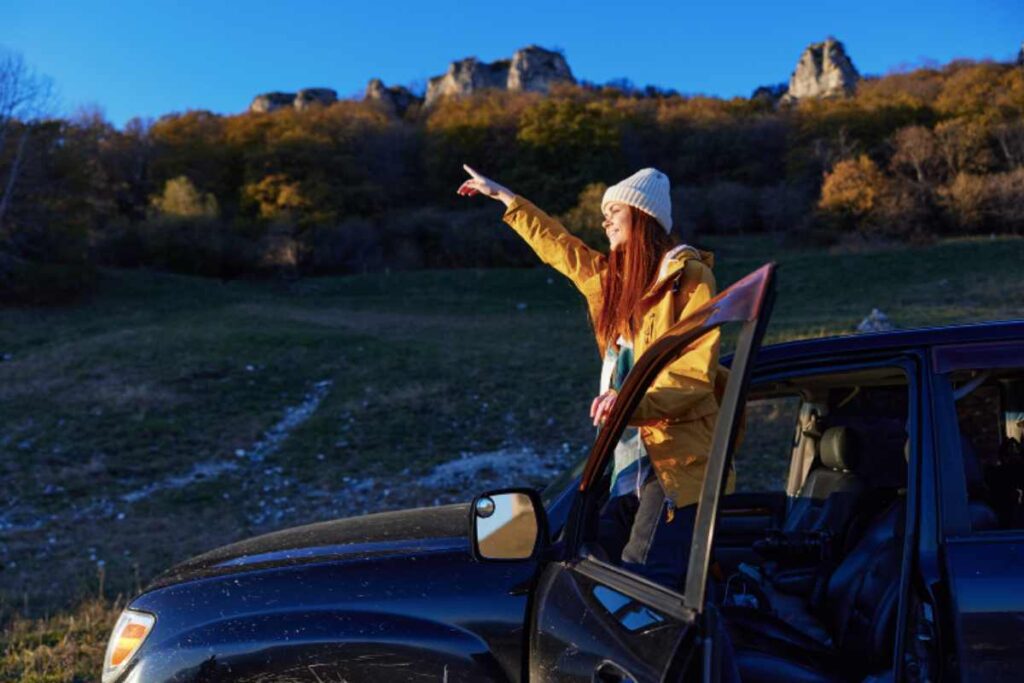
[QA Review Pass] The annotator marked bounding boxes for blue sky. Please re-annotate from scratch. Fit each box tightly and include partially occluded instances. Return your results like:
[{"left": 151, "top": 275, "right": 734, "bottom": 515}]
[{"left": 5, "top": 0, "right": 1023, "bottom": 127}]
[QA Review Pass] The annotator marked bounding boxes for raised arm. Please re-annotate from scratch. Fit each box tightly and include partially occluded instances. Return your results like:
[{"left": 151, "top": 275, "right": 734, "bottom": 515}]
[
  {"left": 456, "top": 164, "right": 516, "bottom": 206},
  {"left": 457, "top": 165, "right": 605, "bottom": 292}
]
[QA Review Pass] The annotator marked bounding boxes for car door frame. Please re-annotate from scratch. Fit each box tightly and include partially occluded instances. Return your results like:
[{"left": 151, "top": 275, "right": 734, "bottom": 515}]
[
  {"left": 930, "top": 340, "right": 1024, "bottom": 681},
  {"left": 526, "top": 263, "right": 777, "bottom": 683}
]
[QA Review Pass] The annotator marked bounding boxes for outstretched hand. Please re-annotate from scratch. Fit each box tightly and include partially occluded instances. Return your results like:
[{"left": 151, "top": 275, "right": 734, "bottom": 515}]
[{"left": 457, "top": 165, "right": 515, "bottom": 206}]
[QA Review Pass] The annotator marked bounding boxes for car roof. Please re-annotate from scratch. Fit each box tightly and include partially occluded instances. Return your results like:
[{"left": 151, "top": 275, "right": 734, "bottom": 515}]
[{"left": 753, "top": 319, "right": 1024, "bottom": 369}]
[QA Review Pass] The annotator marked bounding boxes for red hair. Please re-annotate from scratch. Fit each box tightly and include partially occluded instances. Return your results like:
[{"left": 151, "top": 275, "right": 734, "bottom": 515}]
[{"left": 595, "top": 207, "right": 676, "bottom": 347}]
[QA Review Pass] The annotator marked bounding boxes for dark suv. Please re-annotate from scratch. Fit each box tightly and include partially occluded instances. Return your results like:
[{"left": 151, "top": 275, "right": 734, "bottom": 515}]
[{"left": 101, "top": 265, "right": 1024, "bottom": 682}]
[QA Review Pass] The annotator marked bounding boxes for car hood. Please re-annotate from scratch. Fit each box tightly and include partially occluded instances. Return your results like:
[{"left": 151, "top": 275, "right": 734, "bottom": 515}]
[{"left": 149, "top": 502, "right": 470, "bottom": 590}]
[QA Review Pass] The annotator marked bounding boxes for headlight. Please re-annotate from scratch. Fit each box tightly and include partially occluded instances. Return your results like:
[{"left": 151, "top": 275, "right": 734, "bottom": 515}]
[{"left": 102, "top": 608, "right": 155, "bottom": 683}]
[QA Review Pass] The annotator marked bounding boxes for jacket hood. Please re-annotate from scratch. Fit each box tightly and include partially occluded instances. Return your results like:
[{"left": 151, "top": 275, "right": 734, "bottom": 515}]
[
  {"left": 148, "top": 503, "right": 469, "bottom": 590},
  {"left": 654, "top": 244, "right": 714, "bottom": 285}
]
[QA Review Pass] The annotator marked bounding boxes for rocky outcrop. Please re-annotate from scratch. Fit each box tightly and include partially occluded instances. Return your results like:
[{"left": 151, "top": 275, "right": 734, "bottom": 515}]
[
  {"left": 424, "top": 45, "right": 574, "bottom": 107},
  {"left": 782, "top": 38, "right": 859, "bottom": 103},
  {"left": 249, "top": 92, "right": 295, "bottom": 114},
  {"left": 294, "top": 88, "right": 337, "bottom": 111},
  {"left": 425, "top": 57, "right": 510, "bottom": 107},
  {"left": 507, "top": 45, "right": 575, "bottom": 93},
  {"left": 1018, "top": 41, "right": 1024, "bottom": 66},
  {"left": 248, "top": 88, "right": 338, "bottom": 113},
  {"left": 250, "top": 45, "right": 575, "bottom": 114},
  {"left": 365, "top": 79, "right": 419, "bottom": 116}
]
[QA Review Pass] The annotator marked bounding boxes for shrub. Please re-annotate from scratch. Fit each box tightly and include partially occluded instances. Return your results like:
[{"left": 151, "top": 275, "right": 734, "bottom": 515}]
[
  {"left": 943, "top": 169, "right": 1024, "bottom": 234},
  {"left": 819, "top": 155, "right": 937, "bottom": 239},
  {"left": 819, "top": 155, "right": 888, "bottom": 219},
  {"left": 150, "top": 176, "right": 219, "bottom": 218}
]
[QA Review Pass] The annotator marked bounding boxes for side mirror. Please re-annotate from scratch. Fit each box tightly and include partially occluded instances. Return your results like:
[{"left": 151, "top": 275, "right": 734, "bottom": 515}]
[{"left": 470, "top": 488, "right": 548, "bottom": 561}]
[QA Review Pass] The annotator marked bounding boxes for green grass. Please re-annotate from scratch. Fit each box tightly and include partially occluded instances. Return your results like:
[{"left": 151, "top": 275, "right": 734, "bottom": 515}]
[
  {"left": 1, "top": 235, "right": 1023, "bottom": 681},
  {"left": 0, "top": 598, "right": 120, "bottom": 683}
]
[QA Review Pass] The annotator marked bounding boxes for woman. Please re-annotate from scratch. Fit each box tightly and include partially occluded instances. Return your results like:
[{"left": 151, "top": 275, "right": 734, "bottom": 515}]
[{"left": 457, "top": 164, "right": 729, "bottom": 588}]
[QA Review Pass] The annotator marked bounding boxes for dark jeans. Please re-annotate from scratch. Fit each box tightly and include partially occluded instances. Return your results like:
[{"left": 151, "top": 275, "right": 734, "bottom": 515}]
[{"left": 598, "top": 475, "right": 697, "bottom": 591}]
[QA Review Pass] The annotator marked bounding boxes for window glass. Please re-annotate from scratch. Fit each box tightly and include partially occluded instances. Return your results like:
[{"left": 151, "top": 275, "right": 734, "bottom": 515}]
[
  {"left": 732, "top": 396, "right": 801, "bottom": 493},
  {"left": 950, "top": 370, "right": 1024, "bottom": 531}
]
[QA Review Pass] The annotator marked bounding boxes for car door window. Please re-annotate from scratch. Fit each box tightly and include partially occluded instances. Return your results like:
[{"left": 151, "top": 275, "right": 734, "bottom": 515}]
[
  {"left": 732, "top": 395, "right": 801, "bottom": 493},
  {"left": 946, "top": 368, "right": 1024, "bottom": 531}
]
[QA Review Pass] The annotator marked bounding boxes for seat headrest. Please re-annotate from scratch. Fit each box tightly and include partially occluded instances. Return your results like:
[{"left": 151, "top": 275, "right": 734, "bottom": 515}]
[{"left": 820, "top": 426, "right": 861, "bottom": 471}]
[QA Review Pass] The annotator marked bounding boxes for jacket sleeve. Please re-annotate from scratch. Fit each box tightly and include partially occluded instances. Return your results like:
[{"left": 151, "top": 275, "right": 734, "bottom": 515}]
[
  {"left": 629, "top": 264, "right": 719, "bottom": 424},
  {"left": 502, "top": 195, "right": 605, "bottom": 293}
]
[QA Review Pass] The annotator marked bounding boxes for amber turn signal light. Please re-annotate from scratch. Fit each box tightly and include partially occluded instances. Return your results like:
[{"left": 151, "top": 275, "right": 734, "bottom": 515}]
[{"left": 102, "top": 609, "right": 155, "bottom": 682}]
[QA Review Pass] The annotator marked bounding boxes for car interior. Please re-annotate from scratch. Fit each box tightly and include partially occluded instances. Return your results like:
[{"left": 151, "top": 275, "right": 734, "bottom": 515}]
[
  {"left": 554, "top": 355, "right": 1024, "bottom": 682},
  {"left": 573, "top": 362, "right": 925, "bottom": 683},
  {"left": 582, "top": 366, "right": 926, "bottom": 682},
  {"left": 717, "top": 367, "right": 915, "bottom": 682}
]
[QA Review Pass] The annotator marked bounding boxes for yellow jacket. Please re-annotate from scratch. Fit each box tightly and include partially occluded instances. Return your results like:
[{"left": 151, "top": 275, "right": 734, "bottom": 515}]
[{"left": 503, "top": 196, "right": 731, "bottom": 507}]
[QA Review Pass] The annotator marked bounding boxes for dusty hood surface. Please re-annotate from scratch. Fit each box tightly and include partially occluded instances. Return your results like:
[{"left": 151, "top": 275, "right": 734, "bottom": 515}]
[{"left": 150, "top": 503, "right": 470, "bottom": 589}]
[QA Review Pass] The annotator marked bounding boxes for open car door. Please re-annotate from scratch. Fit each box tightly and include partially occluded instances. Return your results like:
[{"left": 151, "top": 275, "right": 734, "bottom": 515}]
[{"left": 528, "top": 263, "right": 776, "bottom": 683}]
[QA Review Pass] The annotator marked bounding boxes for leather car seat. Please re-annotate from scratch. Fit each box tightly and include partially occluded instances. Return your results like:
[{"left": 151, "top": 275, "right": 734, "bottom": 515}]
[
  {"left": 726, "top": 497, "right": 907, "bottom": 682},
  {"left": 749, "top": 427, "right": 867, "bottom": 593},
  {"left": 785, "top": 426, "right": 866, "bottom": 534}
]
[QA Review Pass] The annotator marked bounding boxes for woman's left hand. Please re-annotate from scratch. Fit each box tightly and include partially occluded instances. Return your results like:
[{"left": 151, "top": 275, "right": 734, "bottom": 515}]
[{"left": 590, "top": 389, "right": 618, "bottom": 427}]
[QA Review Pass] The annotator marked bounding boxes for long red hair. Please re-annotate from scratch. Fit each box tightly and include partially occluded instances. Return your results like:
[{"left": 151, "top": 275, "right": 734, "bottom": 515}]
[{"left": 595, "top": 206, "right": 677, "bottom": 347}]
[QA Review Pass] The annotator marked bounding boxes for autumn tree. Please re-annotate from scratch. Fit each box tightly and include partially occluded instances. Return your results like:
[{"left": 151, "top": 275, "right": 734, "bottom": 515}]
[
  {"left": 422, "top": 90, "right": 532, "bottom": 206},
  {"left": 890, "top": 125, "right": 942, "bottom": 183},
  {"left": 944, "top": 169, "right": 1024, "bottom": 234},
  {"left": 991, "top": 121, "right": 1024, "bottom": 170},
  {"left": 151, "top": 176, "right": 219, "bottom": 218},
  {"left": 934, "top": 118, "right": 993, "bottom": 177},
  {"left": 515, "top": 94, "right": 627, "bottom": 211}
]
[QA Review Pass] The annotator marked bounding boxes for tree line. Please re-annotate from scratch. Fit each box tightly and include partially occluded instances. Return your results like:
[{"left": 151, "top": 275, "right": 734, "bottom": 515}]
[{"left": 1, "top": 52, "right": 1023, "bottom": 302}]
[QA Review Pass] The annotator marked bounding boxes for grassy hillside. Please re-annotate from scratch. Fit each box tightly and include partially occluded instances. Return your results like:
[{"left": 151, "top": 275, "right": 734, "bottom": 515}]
[{"left": 2, "top": 234, "right": 1023, "bottom": 681}]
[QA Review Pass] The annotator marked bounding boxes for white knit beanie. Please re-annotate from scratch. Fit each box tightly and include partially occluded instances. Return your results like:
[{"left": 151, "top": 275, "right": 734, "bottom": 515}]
[{"left": 601, "top": 168, "right": 672, "bottom": 233}]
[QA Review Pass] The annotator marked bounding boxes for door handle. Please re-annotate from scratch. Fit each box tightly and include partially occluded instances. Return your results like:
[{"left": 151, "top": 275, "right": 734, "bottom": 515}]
[{"left": 593, "top": 659, "right": 637, "bottom": 683}]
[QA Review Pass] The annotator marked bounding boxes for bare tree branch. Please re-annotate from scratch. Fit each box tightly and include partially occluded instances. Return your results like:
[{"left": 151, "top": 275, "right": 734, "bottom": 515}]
[{"left": 0, "top": 47, "right": 56, "bottom": 232}]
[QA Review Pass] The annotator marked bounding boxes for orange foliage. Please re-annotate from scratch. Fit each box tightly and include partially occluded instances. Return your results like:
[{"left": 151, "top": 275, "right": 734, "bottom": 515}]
[{"left": 819, "top": 155, "right": 888, "bottom": 216}]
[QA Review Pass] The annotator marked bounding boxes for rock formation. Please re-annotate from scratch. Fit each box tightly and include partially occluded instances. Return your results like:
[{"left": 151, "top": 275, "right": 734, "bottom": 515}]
[
  {"left": 250, "top": 45, "right": 575, "bottom": 115},
  {"left": 1018, "top": 41, "right": 1024, "bottom": 66},
  {"left": 424, "top": 45, "right": 574, "bottom": 107},
  {"left": 294, "top": 88, "right": 337, "bottom": 111},
  {"left": 856, "top": 309, "right": 894, "bottom": 333},
  {"left": 248, "top": 88, "right": 338, "bottom": 113},
  {"left": 507, "top": 45, "right": 575, "bottom": 93},
  {"left": 365, "top": 79, "right": 419, "bottom": 116},
  {"left": 782, "top": 38, "right": 860, "bottom": 103},
  {"left": 425, "top": 57, "right": 511, "bottom": 107},
  {"left": 249, "top": 92, "right": 295, "bottom": 114}
]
